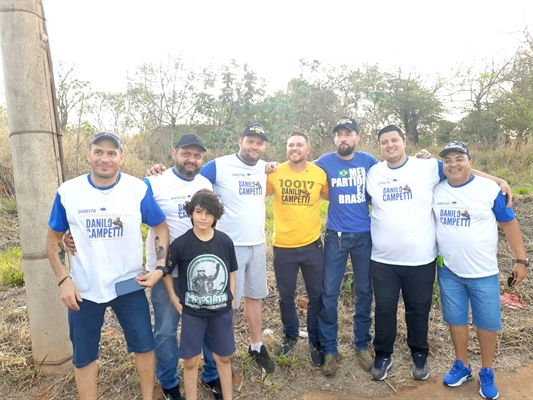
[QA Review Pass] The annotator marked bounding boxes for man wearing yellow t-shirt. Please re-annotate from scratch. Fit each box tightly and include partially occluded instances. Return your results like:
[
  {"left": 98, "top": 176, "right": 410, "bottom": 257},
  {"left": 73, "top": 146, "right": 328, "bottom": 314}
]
[{"left": 266, "top": 132, "right": 329, "bottom": 366}]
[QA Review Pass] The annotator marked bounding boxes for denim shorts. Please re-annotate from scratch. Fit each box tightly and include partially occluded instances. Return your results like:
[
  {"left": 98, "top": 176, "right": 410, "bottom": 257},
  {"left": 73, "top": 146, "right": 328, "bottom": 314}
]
[
  {"left": 179, "top": 309, "right": 235, "bottom": 359},
  {"left": 68, "top": 290, "right": 155, "bottom": 368},
  {"left": 438, "top": 266, "right": 502, "bottom": 331}
]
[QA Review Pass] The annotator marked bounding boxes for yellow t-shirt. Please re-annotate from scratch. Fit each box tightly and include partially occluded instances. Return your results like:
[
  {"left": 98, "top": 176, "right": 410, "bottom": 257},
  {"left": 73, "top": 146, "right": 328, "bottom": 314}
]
[{"left": 267, "top": 161, "right": 329, "bottom": 248}]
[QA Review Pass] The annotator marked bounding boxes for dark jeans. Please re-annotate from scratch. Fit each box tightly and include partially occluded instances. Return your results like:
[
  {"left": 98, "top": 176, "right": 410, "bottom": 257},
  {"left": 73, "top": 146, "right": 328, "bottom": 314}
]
[
  {"left": 273, "top": 239, "right": 324, "bottom": 348},
  {"left": 371, "top": 259, "right": 436, "bottom": 359},
  {"left": 317, "top": 229, "right": 373, "bottom": 355}
]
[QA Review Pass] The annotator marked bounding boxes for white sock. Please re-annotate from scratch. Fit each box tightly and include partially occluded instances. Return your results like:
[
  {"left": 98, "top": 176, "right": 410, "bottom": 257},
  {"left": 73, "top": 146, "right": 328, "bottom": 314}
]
[{"left": 250, "top": 342, "right": 263, "bottom": 352}]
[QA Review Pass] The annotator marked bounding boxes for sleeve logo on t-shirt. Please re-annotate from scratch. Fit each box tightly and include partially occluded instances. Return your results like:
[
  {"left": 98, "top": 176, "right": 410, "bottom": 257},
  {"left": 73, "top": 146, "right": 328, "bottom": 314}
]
[{"left": 186, "top": 254, "right": 229, "bottom": 310}]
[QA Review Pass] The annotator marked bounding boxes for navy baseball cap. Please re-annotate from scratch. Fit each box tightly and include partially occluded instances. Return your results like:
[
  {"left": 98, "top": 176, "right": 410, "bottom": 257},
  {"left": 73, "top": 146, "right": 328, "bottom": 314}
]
[
  {"left": 175, "top": 134, "right": 206, "bottom": 152},
  {"left": 439, "top": 141, "right": 471, "bottom": 159},
  {"left": 333, "top": 117, "right": 359, "bottom": 134},
  {"left": 242, "top": 124, "right": 268, "bottom": 142}
]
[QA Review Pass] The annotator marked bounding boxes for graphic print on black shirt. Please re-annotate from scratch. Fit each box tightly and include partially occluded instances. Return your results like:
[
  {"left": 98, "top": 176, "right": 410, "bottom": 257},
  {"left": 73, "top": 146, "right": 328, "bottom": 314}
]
[{"left": 186, "top": 254, "right": 228, "bottom": 309}]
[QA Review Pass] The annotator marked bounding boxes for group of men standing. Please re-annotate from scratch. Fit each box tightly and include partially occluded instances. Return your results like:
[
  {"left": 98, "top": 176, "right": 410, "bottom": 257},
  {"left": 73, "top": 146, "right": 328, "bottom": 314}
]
[{"left": 46, "top": 117, "right": 528, "bottom": 400}]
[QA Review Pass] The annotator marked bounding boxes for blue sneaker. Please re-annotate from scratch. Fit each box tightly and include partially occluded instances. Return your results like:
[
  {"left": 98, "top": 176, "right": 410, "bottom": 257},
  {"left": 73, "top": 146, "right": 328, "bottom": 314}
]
[
  {"left": 371, "top": 357, "right": 393, "bottom": 380},
  {"left": 443, "top": 360, "right": 474, "bottom": 387},
  {"left": 479, "top": 368, "right": 499, "bottom": 399}
]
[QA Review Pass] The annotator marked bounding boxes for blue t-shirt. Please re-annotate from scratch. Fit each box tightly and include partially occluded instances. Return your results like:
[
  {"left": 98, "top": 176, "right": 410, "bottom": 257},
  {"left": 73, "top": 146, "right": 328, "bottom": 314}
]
[{"left": 315, "top": 151, "right": 378, "bottom": 233}]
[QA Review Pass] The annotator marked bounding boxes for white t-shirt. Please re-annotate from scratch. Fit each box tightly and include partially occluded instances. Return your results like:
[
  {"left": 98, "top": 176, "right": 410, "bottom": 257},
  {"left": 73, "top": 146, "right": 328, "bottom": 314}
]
[
  {"left": 366, "top": 157, "right": 442, "bottom": 265},
  {"left": 201, "top": 154, "right": 267, "bottom": 246},
  {"left": 48, "top": 173, "right": 166, "bottom": 303},
  {"left": 433, "top": 175, "right": 515, "bottom": 278},
  {"left": 144, "top": 168, "right": 212, "bottom": 276}
]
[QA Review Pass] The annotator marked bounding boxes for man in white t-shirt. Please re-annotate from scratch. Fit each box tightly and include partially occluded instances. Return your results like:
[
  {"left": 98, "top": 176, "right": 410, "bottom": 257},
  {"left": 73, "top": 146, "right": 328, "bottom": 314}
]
[
  {"left": 46, "top": 132, "right": 169, "bottom": 400},
  {"left": 433, "top": 141, "right": 527, "bottom": 400},
  {"left": 67, "top": 134, "right": 223, "bottom": 400},
  {"left": 366, "top": 125, "right": 511, "bottom": 383},
  {"left": 148, "top": 125, "right": 277, "bottom": 374},
  {"left": 144, "top": 134, "right": 221, "bottom": 400},
  {"left": 201, "top": 124, "right": 276, "bottom": 373}
]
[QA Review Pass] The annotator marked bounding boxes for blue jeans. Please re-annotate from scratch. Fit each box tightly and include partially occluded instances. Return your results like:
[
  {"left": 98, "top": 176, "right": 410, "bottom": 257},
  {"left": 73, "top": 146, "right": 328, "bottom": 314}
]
[
  {"left": 317, "top": 230, "right": 373, "bottom": 355},
  {"left": 151, "top": 278, "right": 218, "bottom": 389},
  {"left": 438, "top": 266, "right": 501, "bottom": 331},
  {"left": 272, "top": 239, "right": 324, "bottom": 347}
]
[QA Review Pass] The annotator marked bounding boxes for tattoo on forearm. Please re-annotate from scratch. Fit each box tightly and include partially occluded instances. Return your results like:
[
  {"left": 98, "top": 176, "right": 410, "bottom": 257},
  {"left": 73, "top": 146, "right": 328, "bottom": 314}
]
[
  {"left": 58, "top": 242, "right": 67, "bottom": 266},
  {"left": 155, "top": 236, "right": 165, "bottom": 261}
]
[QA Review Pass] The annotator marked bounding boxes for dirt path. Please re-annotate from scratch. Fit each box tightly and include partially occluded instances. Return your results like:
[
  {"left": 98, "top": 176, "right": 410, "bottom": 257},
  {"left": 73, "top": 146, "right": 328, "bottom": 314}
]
[{"left": 298, "top": 364, "right": 533, "bottom": 399}]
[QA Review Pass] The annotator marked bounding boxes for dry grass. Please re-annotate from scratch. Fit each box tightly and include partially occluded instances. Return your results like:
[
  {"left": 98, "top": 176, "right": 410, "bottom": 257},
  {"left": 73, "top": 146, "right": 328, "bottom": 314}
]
[{"left": 0, "top": 196, "right": 532, "bottom": 399}]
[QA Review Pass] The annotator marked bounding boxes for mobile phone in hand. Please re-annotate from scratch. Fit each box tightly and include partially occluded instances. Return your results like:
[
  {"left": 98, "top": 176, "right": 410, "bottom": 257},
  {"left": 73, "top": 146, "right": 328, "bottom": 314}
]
[{"left": 115, "top": 277, "right": 145, "bottom": 296}]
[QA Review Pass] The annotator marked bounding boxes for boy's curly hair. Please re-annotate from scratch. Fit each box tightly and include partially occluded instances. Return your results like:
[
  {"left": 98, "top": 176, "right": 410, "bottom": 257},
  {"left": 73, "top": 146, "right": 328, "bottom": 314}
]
[{"left": 184, "top": 189, "right": 224, "bottom": 227}]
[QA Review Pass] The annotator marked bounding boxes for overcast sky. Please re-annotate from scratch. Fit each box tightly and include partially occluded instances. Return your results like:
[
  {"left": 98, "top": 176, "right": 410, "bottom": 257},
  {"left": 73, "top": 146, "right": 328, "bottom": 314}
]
[{"left": 1, "top": 0, "right": 532, "bottom": 100}]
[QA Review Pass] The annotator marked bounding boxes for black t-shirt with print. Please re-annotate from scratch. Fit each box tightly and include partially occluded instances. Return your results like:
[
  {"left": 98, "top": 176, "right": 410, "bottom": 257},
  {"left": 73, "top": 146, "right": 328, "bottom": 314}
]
[{"left": 168, "top": 229, "right": 238, "bottom": 317}]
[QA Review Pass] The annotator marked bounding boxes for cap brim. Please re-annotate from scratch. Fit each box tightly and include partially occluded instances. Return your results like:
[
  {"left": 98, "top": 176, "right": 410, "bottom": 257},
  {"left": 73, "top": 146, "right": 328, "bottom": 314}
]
[
  {"left": 177, "top": 143, "right": 207, "bottom": 152},
  {"left": 439, "top": 148, "right": 467, "bottom": 158},
  {"left": 243, "top": 133, "right": 268, "bottom": 142},
  {"left": 333, "top": 124, "right": 354, "bottom": 132},
  {"left": 91, "top": 137, "right": 122, "bottom": 150}
]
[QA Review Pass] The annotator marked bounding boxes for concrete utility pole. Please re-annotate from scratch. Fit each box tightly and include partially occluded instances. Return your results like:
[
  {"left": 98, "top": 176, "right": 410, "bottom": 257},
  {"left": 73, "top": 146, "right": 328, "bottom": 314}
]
[{"left": 0, "top": 0, "right": 72, "bottom": 375}]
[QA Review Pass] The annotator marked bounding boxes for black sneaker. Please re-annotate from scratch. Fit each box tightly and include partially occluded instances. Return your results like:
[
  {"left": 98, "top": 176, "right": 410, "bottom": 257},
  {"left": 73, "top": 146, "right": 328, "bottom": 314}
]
[
  {"left": 248, "top": 344, "right": 275, "bottom": 373},
  {"left": 201, "top": 377, "right": 223, "bottom": 400},
  {"left": 275, "top": 335, "right": 298, "bottom": 356},
  {"left": 162, "top": 384, "right": 185, "bottom": 400},
  {"left": 309, "top": 343, "right": 324, "bottom": 366},
  {"left": 412, "top": 352, "right": 429, "bottom": 380}
]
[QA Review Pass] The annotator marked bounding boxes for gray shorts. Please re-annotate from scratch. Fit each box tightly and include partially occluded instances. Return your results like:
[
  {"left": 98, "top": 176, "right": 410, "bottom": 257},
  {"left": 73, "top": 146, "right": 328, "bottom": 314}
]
[{"left": 234, "top": 243, "right": 268, "bottom": 308}]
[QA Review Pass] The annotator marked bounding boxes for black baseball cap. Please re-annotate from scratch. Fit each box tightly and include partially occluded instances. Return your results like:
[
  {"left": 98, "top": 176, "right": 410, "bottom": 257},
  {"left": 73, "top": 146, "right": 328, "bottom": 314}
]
[
  {"left": 89, "top": 132, "right": 123, "bottom": 151},
  {"left": 333, "top": 117, "right": 359, "bottom": 134},
  {"left": 242, "top": 124, "right": 268, "bottom": 142},
  {"left": 439, "top": 141, "right": 471, "bottom": 159},
  {"left": 175, "top": 134, "right": 206, "bottom": 152}
]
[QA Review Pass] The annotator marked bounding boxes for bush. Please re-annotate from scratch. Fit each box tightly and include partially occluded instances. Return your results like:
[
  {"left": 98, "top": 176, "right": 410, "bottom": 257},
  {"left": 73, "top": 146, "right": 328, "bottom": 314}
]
[{"left": 0, "top": 247, "right": 24, "bottom": 286}]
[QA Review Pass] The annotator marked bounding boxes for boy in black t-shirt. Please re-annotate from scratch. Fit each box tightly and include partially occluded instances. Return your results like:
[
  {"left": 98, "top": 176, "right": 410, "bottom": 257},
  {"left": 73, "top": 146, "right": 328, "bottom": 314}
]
[{"left": 164, "top": 189, "right": 238, "bottom": 400}]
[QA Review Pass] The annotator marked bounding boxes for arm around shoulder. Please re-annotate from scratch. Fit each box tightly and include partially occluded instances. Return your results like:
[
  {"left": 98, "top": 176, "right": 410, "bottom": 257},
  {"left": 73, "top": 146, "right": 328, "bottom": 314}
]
[{"left": 472, "top": 168, "right": 513, "bottom": 207}]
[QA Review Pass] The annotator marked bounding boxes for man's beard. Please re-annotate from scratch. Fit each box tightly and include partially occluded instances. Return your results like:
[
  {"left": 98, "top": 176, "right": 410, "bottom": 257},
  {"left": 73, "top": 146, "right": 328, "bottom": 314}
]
[
  {"left": 239, "top": 150, "right": 262, "bottom": 165},
  {"left": 176, "top": 163, "right": 200, "bottom": 178},
  {"left": 337, "top": 143, "right": 355, "bottom": 156}
]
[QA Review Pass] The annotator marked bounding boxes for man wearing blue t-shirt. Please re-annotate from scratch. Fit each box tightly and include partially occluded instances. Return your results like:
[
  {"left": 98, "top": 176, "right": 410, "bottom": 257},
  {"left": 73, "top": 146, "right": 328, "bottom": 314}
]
[{"left": 315, "top": 117, "right": 378, "bottom": 376}]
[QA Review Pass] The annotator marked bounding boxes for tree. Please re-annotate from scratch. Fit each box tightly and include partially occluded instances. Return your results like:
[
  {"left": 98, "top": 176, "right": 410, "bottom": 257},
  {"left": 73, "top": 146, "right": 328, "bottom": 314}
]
[
  {"left": 55, "top": 61, "right": 91, "bottom": 132},
  {"left": 456, "top": 56, "right": 516, "bottom": 144},
  {"left": 125, "top": 55, "right": 199, "bottom": 159},
  {"left": 493, "top": 28, "right": 533, "bottom": 143},
  {"left": 195, "top": 60, "right": 266, "bottom": 157},
  {"left": 381, "top": 69, "right": 444, "bottom": 145}
]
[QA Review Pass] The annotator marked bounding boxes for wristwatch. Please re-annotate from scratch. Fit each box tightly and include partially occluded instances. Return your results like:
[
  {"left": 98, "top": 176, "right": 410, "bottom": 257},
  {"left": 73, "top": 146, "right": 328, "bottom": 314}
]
[
  {"left": 156, "top": 266, "right": 171, "bottom": 277},
  {"left": 515, "top": 259, "right": 529, "bottom": 267}
]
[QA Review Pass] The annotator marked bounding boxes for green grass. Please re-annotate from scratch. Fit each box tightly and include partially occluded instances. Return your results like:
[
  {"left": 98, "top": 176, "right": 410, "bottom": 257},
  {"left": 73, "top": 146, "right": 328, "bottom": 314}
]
[
  {"left": 272, "top": 353, "right": 299, "bottom": 367},
  {"left": 1, "top": 196, "right": 17, "bottom": 212},
  {"left": 0, "top": 247, "right": 24, "bottom": 286},
  {"left": 514, "top": 187, "right": 532, "bottom": 195},
  {"left": 239, "top": 349, "right": 258, "bottom": 373}
]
